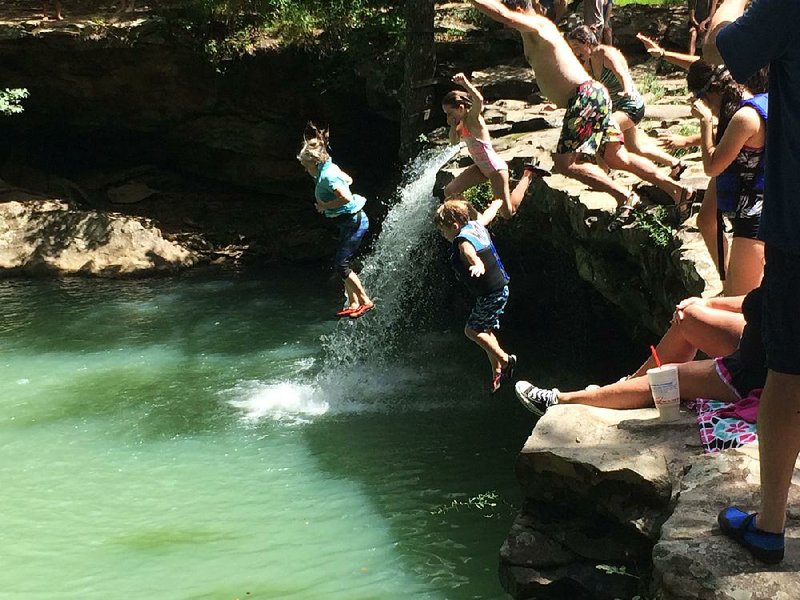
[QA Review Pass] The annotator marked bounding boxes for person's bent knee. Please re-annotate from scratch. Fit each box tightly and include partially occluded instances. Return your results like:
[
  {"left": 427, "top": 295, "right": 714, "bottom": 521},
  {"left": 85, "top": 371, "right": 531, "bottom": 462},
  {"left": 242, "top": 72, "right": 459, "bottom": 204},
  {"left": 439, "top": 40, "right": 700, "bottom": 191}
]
[
  {"left": 553, "top": 154, "right": 576, "bottom": 175},
  {"left": 601, "top": 143, "right": 626, "bottom": 169},
  {"left": 677, "top": 302, "right": 706, "bottom": 331}
]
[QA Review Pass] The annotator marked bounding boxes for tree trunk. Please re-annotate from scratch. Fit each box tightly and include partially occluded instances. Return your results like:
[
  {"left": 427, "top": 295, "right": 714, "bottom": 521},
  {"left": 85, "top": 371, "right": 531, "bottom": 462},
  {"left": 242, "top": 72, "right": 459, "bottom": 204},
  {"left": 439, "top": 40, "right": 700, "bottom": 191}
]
[{"left": 400, "top": 0, "right": 436, "bottom": 161}]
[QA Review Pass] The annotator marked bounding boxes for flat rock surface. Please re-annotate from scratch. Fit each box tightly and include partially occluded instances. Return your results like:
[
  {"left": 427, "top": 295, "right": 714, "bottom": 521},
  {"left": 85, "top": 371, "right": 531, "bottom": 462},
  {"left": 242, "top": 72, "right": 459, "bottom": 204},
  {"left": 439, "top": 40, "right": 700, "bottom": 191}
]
[{"left": 653, "top": 449, "right": 800, "bottom": 600}]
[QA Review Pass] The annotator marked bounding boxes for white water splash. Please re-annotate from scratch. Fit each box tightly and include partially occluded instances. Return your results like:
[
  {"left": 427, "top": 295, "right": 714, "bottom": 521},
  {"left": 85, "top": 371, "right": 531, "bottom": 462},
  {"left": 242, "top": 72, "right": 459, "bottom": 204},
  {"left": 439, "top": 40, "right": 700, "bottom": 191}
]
[
  {"left": 227, "top": 146, "right": 463, "bottom": 424},
  {"left": 320, "top": 145, "right": 460, "bottom": 368}
]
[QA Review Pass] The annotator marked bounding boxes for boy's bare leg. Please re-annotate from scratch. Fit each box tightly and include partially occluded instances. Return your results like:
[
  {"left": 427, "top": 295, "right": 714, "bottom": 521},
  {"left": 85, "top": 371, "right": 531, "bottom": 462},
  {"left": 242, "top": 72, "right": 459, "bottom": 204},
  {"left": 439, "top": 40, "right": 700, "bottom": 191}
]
[
  {"left": 602, "top": 142, "right": 685, "bottom": 202},
  {"left": 553, "top": 151, "right": 629, "bottom": 205},
  {"left": 444, "top": 165, "right": 487, "bottom": 198},
  {"left": 559, "top": 359, "right": 738, "bottom": 409},
  {"left": 756, "top": 372, "right": 800, "bottom": 533},
  {"left": 465, "top": 327, "right": 509, "bottom": 373}
]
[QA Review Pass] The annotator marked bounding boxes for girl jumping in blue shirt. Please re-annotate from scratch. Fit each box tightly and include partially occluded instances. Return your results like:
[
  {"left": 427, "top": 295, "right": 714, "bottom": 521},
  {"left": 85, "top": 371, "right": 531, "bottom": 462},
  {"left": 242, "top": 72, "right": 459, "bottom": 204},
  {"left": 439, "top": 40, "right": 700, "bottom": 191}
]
[{"left": 297, "top": 124, "right": 374, "bottom": 319}]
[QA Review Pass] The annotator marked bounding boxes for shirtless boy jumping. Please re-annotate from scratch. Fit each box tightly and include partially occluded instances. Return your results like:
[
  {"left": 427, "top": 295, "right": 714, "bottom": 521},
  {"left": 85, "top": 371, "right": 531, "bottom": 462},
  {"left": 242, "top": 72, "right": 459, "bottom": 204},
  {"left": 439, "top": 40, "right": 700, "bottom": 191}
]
[{"left": 470, "top": 0, "right": 694, "bottom": 229}]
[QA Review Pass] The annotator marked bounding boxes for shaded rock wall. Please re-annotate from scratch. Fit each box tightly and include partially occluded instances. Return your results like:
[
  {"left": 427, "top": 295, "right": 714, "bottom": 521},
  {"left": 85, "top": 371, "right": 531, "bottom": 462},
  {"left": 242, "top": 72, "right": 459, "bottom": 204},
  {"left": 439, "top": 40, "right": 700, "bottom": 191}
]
[{"left": 0, "top": 21, "right": 398, "bottom": 199}]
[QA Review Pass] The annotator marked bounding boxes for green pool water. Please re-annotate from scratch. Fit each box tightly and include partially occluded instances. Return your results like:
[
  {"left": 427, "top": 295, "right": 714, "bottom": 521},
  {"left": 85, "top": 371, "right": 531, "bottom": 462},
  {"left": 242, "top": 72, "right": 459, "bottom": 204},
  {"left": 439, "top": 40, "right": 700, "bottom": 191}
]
[{"left": 0, "top": 267, "right": 537, "bottom": 600}]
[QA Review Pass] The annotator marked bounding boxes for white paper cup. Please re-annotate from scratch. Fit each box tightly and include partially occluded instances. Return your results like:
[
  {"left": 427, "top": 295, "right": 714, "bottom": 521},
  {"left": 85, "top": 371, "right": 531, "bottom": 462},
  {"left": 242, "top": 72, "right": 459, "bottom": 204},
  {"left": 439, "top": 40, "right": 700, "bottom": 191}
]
[{"left": 647, "top": 365, "right": 681, "bottom": 422}]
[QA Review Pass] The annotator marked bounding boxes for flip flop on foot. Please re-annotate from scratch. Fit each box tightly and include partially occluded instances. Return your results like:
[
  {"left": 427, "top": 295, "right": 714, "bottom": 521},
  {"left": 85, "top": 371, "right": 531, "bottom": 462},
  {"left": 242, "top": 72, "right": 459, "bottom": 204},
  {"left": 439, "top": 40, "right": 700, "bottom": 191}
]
[
  {"left": 336, "top": 306, "right": 360, "bottom": 317},
  {"left": 669, "top": 160, "right": 688, "bottom": 181},
  {"left": 490, "top": 372, "right": 504, "bottom": 395},
  {"left": 523, "top": 161, "right": 552, "bottom": 178},
  {"left": 349, "top": 302, "right": 375, "bottom": 319},
  {"left": 607, "top": 193, "right": 642, "bottom": 232}
]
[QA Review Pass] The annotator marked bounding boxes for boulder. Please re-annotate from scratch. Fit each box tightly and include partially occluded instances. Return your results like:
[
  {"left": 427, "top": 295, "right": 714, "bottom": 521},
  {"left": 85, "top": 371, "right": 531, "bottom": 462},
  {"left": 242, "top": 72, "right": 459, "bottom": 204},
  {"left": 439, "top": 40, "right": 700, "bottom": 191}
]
[{"left": 0, "top": 198, "right": 196, "bottom": 276}]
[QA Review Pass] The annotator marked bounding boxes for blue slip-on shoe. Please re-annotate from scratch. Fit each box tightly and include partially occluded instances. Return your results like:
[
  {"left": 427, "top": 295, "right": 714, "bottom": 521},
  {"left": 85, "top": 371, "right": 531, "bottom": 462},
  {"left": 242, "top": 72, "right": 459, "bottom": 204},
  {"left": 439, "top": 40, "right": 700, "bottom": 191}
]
[{"left": 718, "top": 506, "right": 785, "bottom": 564}]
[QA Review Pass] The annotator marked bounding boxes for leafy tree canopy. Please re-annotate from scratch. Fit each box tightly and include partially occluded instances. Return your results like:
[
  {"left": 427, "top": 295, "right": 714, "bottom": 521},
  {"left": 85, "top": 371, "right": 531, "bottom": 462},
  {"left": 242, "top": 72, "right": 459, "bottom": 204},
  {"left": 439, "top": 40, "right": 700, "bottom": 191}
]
[{"left": 0, "top": 88, "right": 28, "bottom": 116}]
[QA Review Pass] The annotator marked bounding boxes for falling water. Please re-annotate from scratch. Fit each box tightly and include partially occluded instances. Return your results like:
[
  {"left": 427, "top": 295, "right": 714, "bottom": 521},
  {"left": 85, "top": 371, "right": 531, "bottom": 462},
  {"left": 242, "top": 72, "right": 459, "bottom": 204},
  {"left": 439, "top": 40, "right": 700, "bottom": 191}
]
[
  {"left": 320, "top": 145, "right": 460, "bottom": 369},
  {"left": 225, "top": 145, "right": 464, "bottom": 420}
]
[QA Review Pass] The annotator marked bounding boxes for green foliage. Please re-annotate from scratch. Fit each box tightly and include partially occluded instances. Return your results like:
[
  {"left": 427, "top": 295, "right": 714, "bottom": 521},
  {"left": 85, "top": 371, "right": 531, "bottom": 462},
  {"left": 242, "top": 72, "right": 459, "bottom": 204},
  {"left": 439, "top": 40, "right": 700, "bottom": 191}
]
[
  {"left": 638, "top": 72, "right": 666, "bottom": 101},
  {"left": 679, "top": 122, "right": 700, "bottom": 137},
  {"left": 462, "top": 5, "right": 495, "bottom": 26},
  {"left": 431, "top": 491, "right": 502, "bottom": 518},
  {"left": 595, "top": 564, "right": 640, "bottom": 578},
  {"left": 615, "top": 0, "right": 682, "bottom": 6},
  {"left": 634, "top": 205, "right": 674, "bottom": 248},
  {"left": 462, "top": 181, "right": 494, "bottom": 212},
  {"left": 170, "top": 0, "right": 402, "bottom": 64},
  {"left": 0, "top": 88, "right": 28, "bottom": 116}
]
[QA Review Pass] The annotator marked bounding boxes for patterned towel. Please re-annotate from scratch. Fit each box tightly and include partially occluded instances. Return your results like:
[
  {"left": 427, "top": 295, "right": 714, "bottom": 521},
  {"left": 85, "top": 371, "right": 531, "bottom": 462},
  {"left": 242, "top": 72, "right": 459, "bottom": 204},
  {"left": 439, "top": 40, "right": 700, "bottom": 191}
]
[{"left": 696, "top": 390, "right": 762, "bottom": 453}]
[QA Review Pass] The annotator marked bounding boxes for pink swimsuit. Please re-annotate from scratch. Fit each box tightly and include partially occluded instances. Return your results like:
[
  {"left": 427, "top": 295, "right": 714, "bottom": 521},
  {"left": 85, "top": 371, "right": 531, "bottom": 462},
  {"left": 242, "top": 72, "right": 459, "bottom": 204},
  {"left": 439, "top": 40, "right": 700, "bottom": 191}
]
[{"left": 458, "top": 124, "right": 508, "bottom": 177}]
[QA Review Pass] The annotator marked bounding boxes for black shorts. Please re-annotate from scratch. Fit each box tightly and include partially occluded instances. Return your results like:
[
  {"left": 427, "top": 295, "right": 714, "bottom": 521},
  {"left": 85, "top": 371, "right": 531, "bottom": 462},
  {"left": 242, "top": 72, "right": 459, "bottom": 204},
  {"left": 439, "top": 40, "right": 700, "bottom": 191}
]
[
  {"left": 730, "top": 215, "right": 760, "bottom": 240},
  {"left": 762, "top": 244, "right": 800, "bottom": 375},
  {"left": 718, "top": 287, "right": 768, "bottom": 395}
]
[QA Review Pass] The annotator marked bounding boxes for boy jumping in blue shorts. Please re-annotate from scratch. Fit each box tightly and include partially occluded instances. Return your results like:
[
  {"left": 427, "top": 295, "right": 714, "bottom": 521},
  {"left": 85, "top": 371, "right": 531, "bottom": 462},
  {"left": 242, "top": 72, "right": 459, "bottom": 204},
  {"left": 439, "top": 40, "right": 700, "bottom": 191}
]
[{"left": 435, "top": 198, "right": 516, "bottom": 394}]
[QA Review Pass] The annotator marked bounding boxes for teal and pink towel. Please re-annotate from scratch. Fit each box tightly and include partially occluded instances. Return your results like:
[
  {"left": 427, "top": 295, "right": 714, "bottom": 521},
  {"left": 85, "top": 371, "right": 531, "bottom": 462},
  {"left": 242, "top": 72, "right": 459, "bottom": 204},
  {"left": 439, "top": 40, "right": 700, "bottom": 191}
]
[{"left": 696, "top": 390, "right": 762, "bottom": 453}]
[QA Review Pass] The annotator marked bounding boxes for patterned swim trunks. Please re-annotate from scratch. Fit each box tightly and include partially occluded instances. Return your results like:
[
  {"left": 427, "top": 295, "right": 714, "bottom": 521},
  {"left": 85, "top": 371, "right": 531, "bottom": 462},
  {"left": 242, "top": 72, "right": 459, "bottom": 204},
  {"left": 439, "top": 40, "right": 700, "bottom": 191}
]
[
  {"left": 466, "top": 285, "right": 509, "bottom": 332},
  {"left": 556, "top": 80, "right": 623, "bottom": 155}
]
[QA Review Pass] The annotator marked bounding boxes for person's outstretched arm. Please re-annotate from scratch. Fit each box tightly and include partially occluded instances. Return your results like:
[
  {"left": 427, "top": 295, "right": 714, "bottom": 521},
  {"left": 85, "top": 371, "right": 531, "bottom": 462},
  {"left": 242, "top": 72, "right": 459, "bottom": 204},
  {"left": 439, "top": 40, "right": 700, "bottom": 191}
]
[
  {"left": 469, "top": 0, "right": 545, "bottom": 33},
  {"left": 704, "top": 0, "right": 749, "bottom": 65},
  {"left": 636, "top": 33, "right": 699, "bottom": 70},
  {"left": 452, "top": 72, "right": 485, "bottom": 115}
]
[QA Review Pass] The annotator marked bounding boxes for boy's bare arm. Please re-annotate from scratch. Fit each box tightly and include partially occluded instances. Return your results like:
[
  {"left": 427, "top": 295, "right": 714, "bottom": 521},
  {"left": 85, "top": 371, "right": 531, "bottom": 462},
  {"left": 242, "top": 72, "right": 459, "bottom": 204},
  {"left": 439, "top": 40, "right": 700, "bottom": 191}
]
[
  {"left": 469, "top": 0, "right": 544, "bottom": 34},
  {"left": 459, "top": 240, "right": 486, "bottom": 277},
  {"left": 704, "top": 0, "right": 749, "bottom": 64}
]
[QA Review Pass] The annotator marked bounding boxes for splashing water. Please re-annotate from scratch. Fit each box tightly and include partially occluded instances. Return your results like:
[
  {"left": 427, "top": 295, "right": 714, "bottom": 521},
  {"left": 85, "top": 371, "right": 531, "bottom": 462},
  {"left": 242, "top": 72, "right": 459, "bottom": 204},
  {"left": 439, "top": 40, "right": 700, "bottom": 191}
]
[
  {"left": 320, "top": 145, "right": 460, "bottom": 369},
  {"left": 227, "top": 145, "right": 463, "bottom": 423}
]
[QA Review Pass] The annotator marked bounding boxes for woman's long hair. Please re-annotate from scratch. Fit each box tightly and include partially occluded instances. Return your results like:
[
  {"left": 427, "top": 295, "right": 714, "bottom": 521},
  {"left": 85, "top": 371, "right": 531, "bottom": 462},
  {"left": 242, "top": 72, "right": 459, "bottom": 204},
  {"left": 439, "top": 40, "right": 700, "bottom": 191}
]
[
  {"left": 297, "top": 122, "right": 330, "bottom": 166},
  {"left": 687, "top": 59, "right": 769, "bottom": 137},
  {"left": 567, "top": 25, "right": 599, "bottom": 47}
]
